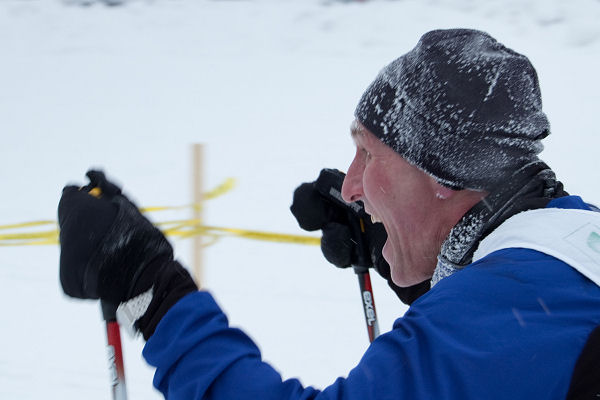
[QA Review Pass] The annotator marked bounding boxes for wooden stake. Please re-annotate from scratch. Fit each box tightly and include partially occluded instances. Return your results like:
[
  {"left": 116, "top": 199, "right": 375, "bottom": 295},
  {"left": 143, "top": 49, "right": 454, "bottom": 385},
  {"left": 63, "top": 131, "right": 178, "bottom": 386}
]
[{"left": 192, "top": 143, "right": 205, "bottom": 286}]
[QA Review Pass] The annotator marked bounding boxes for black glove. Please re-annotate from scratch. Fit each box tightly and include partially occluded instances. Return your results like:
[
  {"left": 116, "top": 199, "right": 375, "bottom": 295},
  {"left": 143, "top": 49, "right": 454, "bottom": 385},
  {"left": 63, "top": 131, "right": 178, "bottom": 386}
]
[
  {"left": 58, "top": 170, "right": 197, "bottom": 339},
  {"left": 290, "top": 168, "right": 430, "bottom": 305}
]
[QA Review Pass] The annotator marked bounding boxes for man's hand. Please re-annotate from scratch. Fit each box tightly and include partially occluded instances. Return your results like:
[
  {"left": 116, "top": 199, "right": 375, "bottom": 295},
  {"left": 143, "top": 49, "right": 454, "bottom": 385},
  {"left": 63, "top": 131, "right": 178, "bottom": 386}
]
[
  {"left": 291, "top": 168, "right": 430, "bottom": 305},
  {"left": 58, "top": 170, "right": 197, "bottom": 339},
  {"left": 290, "top": 168, "right": 386, "bottom": 269}
]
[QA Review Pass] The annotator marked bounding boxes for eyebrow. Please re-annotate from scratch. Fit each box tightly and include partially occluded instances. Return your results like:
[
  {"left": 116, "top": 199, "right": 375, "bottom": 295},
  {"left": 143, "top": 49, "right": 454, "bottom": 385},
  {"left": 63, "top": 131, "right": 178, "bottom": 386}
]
[{"left": 350, "top": 121, "right": 364, "bottom": 138}]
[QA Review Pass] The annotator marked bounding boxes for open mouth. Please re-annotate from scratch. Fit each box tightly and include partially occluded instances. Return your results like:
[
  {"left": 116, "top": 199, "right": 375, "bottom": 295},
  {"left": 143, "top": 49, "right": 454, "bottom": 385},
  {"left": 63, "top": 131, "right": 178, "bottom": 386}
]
[
  {"left": 365, "top": 206, "right": 383, "bottom": 224},
  {"left": 364, "top": 204, "right": 383, "bottom": 224}
]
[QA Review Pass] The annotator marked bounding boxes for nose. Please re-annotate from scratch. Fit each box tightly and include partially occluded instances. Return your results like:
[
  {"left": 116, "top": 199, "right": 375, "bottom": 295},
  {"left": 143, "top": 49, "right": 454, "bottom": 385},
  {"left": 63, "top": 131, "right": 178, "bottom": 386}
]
[{"left": 341, "top": 150, "right": 364, "bottom": 203}]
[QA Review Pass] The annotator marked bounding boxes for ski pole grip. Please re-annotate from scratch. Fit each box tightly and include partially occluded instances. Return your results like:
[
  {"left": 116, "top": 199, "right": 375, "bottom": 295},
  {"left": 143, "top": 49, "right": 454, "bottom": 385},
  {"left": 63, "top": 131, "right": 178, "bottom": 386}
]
[
  {"left": 348, "top": 216, "right": 370, "bottom": 267},
  {"left": 101, "top": 300, "right": 118, "bottom": 322}
]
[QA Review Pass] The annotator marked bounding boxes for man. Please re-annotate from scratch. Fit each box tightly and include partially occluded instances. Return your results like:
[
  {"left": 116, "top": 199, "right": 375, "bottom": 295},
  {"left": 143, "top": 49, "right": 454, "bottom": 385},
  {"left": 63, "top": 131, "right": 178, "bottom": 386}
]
[{"left": 58, "top": 29, "right": 600, "bottom": 399}]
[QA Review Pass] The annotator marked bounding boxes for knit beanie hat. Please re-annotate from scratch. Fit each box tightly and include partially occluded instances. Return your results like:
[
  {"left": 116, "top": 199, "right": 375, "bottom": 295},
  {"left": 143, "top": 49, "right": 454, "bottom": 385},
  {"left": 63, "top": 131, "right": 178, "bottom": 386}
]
[{"left": 354, "top": 29, "right": 550, "bottom": 191}]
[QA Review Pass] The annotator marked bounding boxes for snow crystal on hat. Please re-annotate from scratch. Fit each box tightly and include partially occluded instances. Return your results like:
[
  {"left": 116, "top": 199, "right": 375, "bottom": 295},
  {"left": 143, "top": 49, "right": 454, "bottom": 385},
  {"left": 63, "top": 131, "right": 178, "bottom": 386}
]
[{"left": 355, "top": 28, "right": 550, "bottom": 190}]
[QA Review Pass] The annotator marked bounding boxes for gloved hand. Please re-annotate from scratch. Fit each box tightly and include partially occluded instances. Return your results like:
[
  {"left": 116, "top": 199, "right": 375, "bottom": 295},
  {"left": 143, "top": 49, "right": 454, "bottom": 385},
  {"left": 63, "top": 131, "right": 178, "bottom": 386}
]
[
  {"left": 58, "top": 170, "right": 197, "bottom": 339},
  {"left": 291, "top": 168, "right": 385, "bottom": 269},
  {"left": 290, "top": 168, "right": 430, "bottom": 305}
]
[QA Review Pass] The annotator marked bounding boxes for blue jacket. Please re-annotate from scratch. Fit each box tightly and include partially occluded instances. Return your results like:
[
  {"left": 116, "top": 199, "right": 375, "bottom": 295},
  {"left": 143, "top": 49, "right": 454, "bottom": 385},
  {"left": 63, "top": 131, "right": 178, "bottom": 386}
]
[{"left": 143, "top": 196, "right": 600, "bottom": 399}]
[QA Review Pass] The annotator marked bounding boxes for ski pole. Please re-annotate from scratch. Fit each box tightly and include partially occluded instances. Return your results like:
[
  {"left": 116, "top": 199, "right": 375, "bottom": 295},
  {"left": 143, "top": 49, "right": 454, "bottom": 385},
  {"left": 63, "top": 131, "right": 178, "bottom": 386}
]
[
  {"left": 353, "top": 266, "right": 380, "bottom": 342},
  {"left": 348, "top": 215, "right": 380, "bottom": 343},
  {"left": 85, "top": 187, "right": 127, "bottom": 399},
  {"left": 102, "top": 301, "right": 128, "bottom": 400},
  {"left": 322, "top": 174, "right": 380, "bottom": 344}
]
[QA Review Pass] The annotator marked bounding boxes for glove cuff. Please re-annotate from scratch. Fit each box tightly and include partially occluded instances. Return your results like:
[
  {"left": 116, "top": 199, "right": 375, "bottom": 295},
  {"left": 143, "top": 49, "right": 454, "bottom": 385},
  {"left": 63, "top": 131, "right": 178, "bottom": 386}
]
[
  {"left": 116, "top": 288, "right": 154, "bottom": 337},
  {"left": 135, "top": 260, "right": 198, "bottom": 340}
]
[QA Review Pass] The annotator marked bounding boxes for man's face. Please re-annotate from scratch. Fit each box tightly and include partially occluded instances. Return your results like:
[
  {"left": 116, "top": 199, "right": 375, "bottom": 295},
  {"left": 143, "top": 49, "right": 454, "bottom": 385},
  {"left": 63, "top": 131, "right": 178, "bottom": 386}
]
[{"left": 341, "top": 122, "right": 451, "bottom": 287}]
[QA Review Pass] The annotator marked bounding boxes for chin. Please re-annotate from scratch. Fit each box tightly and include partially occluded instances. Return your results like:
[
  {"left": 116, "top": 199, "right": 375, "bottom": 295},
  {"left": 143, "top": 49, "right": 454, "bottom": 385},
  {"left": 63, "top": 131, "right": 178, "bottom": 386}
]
[
  {"left": 391, "top": 273, "right": 418, "bottom": 288},
  {"left": 383, "top": 245, "right": 411, "bottom": 286},
  {"left": 390, "top": 264, "right": 432, "bottom": 287}
]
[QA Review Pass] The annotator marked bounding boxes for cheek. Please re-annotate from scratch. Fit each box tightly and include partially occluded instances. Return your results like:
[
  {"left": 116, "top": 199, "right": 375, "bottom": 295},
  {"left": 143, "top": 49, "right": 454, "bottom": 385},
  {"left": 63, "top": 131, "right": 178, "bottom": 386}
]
[{"left": 363, "top": 165, "right": 393, "bottom": 206}]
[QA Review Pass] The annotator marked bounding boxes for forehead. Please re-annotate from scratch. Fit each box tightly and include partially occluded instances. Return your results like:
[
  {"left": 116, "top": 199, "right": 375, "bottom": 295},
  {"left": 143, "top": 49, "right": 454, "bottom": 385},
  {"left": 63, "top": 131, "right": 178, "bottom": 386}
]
[{"left": 350, "top": 120, "right": 436, "bottom": 178}]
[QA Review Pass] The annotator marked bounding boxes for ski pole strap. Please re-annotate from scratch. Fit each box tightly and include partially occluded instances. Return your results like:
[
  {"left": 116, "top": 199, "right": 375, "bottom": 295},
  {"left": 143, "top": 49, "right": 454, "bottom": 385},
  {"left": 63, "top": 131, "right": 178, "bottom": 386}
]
[
  {"left": 354, "top": 267, "right": 380, "bottom": 343},
  {"left": 102, "top": 301, "right": 128, "bottom": 400}
]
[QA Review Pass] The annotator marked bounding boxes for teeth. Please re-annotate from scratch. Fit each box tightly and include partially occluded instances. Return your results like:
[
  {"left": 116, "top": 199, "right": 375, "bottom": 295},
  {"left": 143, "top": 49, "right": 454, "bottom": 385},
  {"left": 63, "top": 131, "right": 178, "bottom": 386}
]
[{"left": 370, "top": 215, "right": 382, "bottom": 224}]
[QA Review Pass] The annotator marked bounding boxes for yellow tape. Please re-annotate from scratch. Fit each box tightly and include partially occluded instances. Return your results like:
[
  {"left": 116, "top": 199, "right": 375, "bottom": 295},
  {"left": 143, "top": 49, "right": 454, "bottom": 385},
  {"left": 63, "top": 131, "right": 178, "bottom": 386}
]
[
  {"left": 0, "top": 177, "right": 319, "bottom": 247},
  {"left": 0, "top": 178, "right": 319, "bottom": 247},
  {"left": 204, "top": 178, "right": 236, "bottom": 200},
  {"left": 0, "top": 221, "right": 56, "bottom": 230},
  {"left": 140, "top": 178, "right": 236, "bottom": 213},
  {"left": 0, "top": 222, "right": 319, "bottom": 247},
  {"left": 0, "top": 221, "right": 59, "bottom": 246},
  {"left": 204, "top": 226, "right": 321, "bottom": 246}
]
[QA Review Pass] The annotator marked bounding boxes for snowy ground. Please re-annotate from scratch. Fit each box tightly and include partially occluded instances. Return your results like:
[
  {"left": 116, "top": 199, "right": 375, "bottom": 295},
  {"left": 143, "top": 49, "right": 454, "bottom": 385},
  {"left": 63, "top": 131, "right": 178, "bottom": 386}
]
[{"left": 1, "top": 0, "right": 599, "bottom": 398}]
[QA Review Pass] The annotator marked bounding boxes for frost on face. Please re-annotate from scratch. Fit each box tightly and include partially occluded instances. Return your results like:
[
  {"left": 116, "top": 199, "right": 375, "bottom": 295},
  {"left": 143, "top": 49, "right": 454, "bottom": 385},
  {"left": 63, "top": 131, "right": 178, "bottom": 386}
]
[{"left": 354, "top": 29, "right": 550, "bottom": 191}]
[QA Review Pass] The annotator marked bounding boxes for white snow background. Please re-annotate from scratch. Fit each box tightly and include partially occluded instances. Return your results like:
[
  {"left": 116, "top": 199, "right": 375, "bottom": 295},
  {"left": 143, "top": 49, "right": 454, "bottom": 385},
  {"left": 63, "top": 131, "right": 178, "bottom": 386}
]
[{"left": 1, "top": 0, "right": 599, "bottom": 398}]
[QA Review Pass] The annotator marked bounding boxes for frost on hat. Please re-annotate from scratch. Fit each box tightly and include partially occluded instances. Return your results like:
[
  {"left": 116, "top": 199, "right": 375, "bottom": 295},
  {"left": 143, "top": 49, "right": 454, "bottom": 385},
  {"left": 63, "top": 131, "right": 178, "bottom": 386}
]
[{"left": 355, "top": 29, "right": 550, "bottom": 190}]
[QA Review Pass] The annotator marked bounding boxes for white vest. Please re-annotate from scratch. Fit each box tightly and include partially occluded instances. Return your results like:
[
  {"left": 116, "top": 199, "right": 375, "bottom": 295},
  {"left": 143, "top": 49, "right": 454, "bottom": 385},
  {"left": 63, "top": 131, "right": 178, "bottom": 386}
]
[{"left": 472, "top": 208, "right": 600, "bottom": 287}]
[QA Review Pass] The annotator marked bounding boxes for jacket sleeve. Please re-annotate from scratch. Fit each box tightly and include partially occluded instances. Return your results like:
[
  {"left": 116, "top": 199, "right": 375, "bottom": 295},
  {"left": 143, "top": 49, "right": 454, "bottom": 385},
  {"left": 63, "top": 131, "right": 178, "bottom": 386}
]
[
  {"left": 142, "top": 291, "right": 317, "bottom": 399},
  {"left": 143, "top": 252, "right": 599, "bottom": 400},
  {"left": 142, "top": 291, "right": 427, "bottom": 400}
]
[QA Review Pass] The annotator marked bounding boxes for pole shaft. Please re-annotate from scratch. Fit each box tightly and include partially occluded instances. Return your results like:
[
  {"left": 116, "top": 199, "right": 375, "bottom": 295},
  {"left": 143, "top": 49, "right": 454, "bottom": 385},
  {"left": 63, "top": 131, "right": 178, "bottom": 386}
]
[
  {"left": 356, "top": 269, "right": 380, "bottom": 343},
  {"left": 102, "top": 301, "right": 127, "bottom": 400},
  {"left": 106, "top": 320, "right": 127, "bottom": 400}
]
